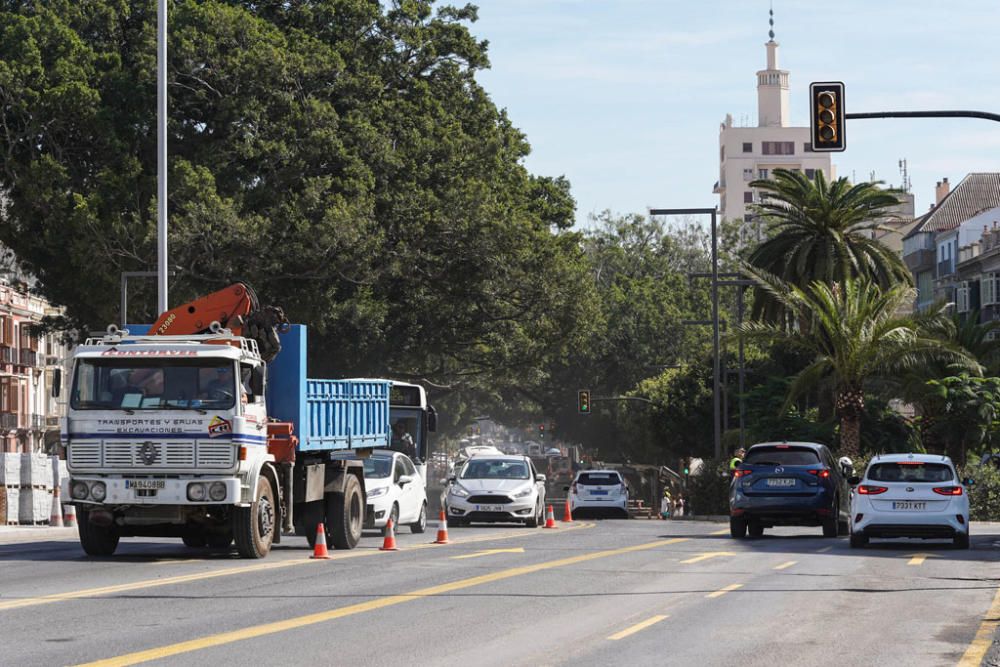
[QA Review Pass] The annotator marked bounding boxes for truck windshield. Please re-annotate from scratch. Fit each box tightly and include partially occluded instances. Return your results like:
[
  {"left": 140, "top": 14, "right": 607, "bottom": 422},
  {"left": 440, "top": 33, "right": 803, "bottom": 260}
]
[{"left": 71, "top": 359, "right": 237, "bottom": 410}]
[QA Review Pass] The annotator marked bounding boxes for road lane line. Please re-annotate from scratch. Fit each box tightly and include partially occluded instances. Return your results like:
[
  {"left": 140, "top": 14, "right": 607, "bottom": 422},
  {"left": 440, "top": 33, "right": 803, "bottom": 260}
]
[
  {"left": 905, "top": 553, "right": 940, "bottom": 566},
  {"left": 710, "top": 528, "right": 730, "bottom": 536},
  {"left": 450, "top": 547, "right": 525, "bottom": 560},
  {"left": 815, "top": 546, "right": 833, "bottom": 553},
  {"left": 773, "top": 561, "right": 796, "bottom": 570},
  {"left": 958, "top": 585, "right": 1000, "bottom": 666},
  {"left": 75, "top": 537, "right": 691, "bottom": 667},
  {"left": 608, "top": 615, "right": 669, "bottom": 641},
  {"left": 680, "top": 551, "right": 734, "bottom": 564},
  {"left": 706, "top": 583, "right": 743, "bottom": 599},
  {"left": 0, "top": 522, "right": 595, "bottom": 612}
]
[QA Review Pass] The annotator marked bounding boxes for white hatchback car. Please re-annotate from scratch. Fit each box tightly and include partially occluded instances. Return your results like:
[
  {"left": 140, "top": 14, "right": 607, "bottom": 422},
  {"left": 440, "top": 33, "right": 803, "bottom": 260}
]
[
  {"left": 362, "top": 450, "right": 427, "bottom": 535},
  {"left": 568, "top": 470, "right": 629, "bottom": 519},
  {"left": 849, "top": 453, "right": 971, "bottom": 549},
  {"left": 446, "top": 455, "right": 546, "bottom": 526}
]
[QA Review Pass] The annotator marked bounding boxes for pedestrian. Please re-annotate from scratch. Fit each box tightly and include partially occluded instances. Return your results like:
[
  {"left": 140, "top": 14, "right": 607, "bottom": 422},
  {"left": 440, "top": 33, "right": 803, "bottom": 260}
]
[
  {"left": 674, "top": 494, "right": 685, "bottom": 518},
  {"left": 729, "top": 447, "right": 746, "bottom": 471},
  {"left": 660, "top": 488, "right": 672, "bottom": 520}
]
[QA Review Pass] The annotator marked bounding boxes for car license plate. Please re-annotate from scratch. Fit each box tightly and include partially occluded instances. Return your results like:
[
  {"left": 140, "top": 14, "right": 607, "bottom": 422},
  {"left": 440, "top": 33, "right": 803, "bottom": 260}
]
[
  {"left": 590, "top": 490, "right": 608, "bottom": 495},
  {"left": 475, "top": 505, "right": 504, "bottom": 512},
  {"left": 125, "top": 479, "right": 165, "bottom": 490},
  {"left": 766, "top": 478, "right": 795, "bottom": 487},
  {"left": 892, "top": 501, "right": 926, "bottom": 510}
]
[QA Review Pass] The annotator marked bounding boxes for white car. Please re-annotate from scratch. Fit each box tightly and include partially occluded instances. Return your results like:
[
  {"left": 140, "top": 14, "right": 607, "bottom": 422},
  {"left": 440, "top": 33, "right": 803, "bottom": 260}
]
[
  {"left": 446, "top": 455, "right": 546, "bottom": 526},
  {"left": 362, "top": 450, "right": 427, "bottom": 535},
  {"left": 568, "top": 470, "right": 629, "bottom": 519},
  {"left": 849, "top": 453, "right": 971, "bottom": 549}
]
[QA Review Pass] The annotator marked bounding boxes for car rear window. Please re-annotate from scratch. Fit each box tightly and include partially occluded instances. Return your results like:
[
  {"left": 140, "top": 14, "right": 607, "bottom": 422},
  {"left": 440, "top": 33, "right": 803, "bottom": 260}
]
[
  {"left": 577, "top": 472, "right": 621, "bottom": 485},
  {"left": 867, "top": 462, "right": 954, "bottom": 483},
  {"left": 744, "top": 446, "right": 820, "bottom": 466}
]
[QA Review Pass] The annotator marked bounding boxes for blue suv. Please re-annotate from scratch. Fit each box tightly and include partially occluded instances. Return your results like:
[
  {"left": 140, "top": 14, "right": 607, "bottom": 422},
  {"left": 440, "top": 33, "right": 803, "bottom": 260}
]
[{"left": 729, "top": 442, "right": 852, "bottom": 539}]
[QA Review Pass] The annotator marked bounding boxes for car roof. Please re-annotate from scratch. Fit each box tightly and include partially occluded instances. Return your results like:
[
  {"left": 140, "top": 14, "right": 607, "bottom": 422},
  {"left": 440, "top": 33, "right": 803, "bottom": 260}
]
[
  {"left": 868, "top": 453, "right": 953, "bottom": 464},
  {"left": 576, "top": 469, "right": 621, "bottom": 476},
  {"left": 463, "top": 454, "right": 529, "bottom": 462},
  {"left": 748, "top": 441, "right": 826, "bottom": 450}
]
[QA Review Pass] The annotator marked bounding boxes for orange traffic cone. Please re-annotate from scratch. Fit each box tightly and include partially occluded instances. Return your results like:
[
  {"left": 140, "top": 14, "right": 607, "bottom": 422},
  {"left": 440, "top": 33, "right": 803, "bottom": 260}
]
[
  {"left": 434, "top": 510, "right": 450, "bottom": 544},
  {"left": 544, "top": 505, "right": 557, "bottom": 529},
  {"left": 380, "top": 517, "right": 399, "bottom": 551},
  {"left": 50, "top": 486, "right": 64, "bottom": 527},
  {"left": 562, "top": 498, "right": 573, "bottom": 523},
  {"left": 310, "top": 523, "right": 331, "bottom": 559},
  {"left": 63, "top": 502, "right": 77, "bottom": 528}
]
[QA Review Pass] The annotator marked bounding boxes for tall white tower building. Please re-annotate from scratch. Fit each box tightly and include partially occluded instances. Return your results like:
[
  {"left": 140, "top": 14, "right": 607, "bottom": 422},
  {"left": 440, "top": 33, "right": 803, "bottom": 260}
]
[{"left": 715, "top": 9, "right": 834, "bottom": 235}]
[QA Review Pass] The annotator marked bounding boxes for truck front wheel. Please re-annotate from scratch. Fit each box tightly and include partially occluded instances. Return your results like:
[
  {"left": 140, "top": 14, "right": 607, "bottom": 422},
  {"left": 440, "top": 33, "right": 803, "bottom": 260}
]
[
  {"left": 329, "top": 474, "right": 363, "bottom": 550},
  {"left": 233, "top": 477, "right": 276, "bottom": 559},
  {"left": 78, "top": 509, "right": 120, "bottom": 557}
]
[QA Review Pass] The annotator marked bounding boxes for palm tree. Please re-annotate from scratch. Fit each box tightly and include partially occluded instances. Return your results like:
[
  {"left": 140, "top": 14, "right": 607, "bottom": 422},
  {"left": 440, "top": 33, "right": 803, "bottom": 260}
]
[
  {"left": 737, "top": 271, "right": 977, "bottom": 457},
  {"left": 747, "top": 169, "right": 912, "bottom": 322}
]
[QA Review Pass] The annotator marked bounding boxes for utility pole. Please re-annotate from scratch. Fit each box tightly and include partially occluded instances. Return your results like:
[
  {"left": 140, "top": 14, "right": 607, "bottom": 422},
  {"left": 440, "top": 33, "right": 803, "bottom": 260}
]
[{"left": 156, "top": 0, "right": 168, "bottom": 314}]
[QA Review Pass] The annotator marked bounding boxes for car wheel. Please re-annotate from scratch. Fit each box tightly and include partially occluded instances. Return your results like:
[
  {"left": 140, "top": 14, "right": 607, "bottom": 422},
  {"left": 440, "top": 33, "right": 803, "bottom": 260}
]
[
  {"left": 954, "top": 532, "right": 970, "bottom": 549},
  {"left": 526, "top": 500, "right": 541, "bottom": 528},
  {"left": 822, "top": 502, "right": 839, "bottom": 538},
  {"left": 748, "top": 521, "right": 764, "bottom": 538},
  {"left": 410, "top": 502, "right": 427, "bottom": 534},
  {"left": 383, "top": 503, "right": 400, "bottom": 537},
  {"left": 730, "top": 516, "right": 747, "bottom": 539},
  {"left": 849, "top": 530, "right": 868, "bottom": 549}
]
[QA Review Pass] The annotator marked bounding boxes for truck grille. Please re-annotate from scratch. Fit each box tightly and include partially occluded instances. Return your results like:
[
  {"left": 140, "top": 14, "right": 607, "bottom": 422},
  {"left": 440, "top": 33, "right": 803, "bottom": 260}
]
[{"left": 68, "top": 441, "right": 236, "bottom": 471}]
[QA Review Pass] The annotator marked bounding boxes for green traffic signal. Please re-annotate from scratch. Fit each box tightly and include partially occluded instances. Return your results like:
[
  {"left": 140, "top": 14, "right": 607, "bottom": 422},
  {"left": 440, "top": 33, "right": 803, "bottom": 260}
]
[{"left": 578, "top": 389, "right": 592, "bottom": 414}]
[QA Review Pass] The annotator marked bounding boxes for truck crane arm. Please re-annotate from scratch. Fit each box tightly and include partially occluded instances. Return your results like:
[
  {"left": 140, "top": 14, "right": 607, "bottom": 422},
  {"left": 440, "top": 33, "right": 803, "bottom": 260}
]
[{"left": 148, "top": 282, "right": 289, "bottom": 361}]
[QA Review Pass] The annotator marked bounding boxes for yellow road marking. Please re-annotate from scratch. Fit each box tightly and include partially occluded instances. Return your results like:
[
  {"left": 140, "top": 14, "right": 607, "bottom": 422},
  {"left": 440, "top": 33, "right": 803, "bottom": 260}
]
[
  {"left": 773, "top": 560, "right": 797, "bottom": 570},
  {"left": 706, "top": 583, "right": 743, "bottom": 599},
  {"left": 710, "top": 528, "right": 730, "bottom": 536},
  {"left": 957, "top": 585, "right": 1000, "bottom": 666},
  {"left": 608, "top": 615, "right": 669, "bottom": 641},
  {"left": 0, "top": 522, "right": 595, "bottom": 613},
  {"left": 680, "top": 551, "right": 734, "bottom": 564},
  {"left": 816, "top": 546, "right": 833, "bottom": 553},
  {"left": 75, "top": 537, "right": 690, "bottom": 667},
  {"left": 906, "top": 553, "right": 940, "bottom": 566},
  {"left": 450, "top": 547, "right": 525, "bottom": 560}
]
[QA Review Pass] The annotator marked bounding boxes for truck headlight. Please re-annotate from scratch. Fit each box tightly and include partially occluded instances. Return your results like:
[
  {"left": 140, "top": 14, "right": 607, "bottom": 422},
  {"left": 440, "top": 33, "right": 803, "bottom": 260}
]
[
  {"left": 187, "top": 483, "right": 207, "bottom": 501},
  {"left": 71, "top": 481, "right": 89, "bottom": 500},
  {"left": 209, "top": 482, "right": 227, "bottom": 501},
  {"left": 90, "top": 482, "right": 107, "bottom": 502},
  {"left": 449, "top": 484, "right": 469, "bottom": 498}
]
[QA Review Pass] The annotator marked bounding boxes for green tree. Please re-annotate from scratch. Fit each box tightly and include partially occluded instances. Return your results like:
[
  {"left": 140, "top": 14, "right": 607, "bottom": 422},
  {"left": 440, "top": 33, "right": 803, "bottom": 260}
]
[
  {"left": 737, "top": 272, "right": 975, "bottom": 457},
  {"left": 0, "top": 1, "right": 598, "bottom": 409},
  {"left": 747, "top": 169, "right": 912, "bottom": 322},
  {"left": 922, "top": 374, "right": 1000, "bottom": 465}
]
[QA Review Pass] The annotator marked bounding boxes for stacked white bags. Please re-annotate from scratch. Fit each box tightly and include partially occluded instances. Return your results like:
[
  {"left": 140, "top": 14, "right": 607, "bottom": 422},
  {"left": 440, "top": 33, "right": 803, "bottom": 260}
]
[{"left": 0, "top": 454, "right": 19, "bottom": 525}]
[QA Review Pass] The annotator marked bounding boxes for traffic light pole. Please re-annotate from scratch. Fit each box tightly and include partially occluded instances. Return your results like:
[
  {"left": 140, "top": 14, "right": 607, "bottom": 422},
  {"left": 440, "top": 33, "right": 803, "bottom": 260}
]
[{"left": 846, "top": 110, "right": 1000, "bottom": 123}]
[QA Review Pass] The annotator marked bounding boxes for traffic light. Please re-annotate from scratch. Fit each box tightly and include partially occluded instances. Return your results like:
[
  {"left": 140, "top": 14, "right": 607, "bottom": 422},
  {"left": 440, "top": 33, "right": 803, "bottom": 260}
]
[
  {"left": 578, "top": 389, "right": 592, "bottom": 414},
  {"left": 809, "top": 81, "right": 846, "bottom": 152},
  {"left": 538, "top": 424, "right": 545, "bottom": 439},
  {"left": 681, "top": 458, "right": 690, "bottom": 475}
]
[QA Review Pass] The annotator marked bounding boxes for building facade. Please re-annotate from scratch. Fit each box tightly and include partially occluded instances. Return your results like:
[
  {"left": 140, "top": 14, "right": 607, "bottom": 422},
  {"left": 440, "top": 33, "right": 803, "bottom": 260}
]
[
  {"left": 715, "top": 28, "right": 834, "bottom": 237},
  {"left": 0, "top": 281, "right": 68, "bottom": 454}
]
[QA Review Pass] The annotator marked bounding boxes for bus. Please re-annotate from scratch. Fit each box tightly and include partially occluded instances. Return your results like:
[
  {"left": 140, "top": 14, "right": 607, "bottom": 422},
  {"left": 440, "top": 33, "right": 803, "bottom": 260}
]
[{"left": 388, "top": 381, "right": 437, "bottom": 480}]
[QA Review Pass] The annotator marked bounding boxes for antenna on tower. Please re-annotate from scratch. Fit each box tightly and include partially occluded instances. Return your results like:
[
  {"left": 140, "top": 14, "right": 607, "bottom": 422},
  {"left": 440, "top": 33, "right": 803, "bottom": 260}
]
[{"left": 898, "top": 159, "right": 911, "bottom": 192}]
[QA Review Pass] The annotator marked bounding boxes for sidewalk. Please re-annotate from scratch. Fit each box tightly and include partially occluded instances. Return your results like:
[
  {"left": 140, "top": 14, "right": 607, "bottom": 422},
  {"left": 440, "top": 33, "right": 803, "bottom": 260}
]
[{"left": 0, "top": 525, "right": 77, "bottom": 544}]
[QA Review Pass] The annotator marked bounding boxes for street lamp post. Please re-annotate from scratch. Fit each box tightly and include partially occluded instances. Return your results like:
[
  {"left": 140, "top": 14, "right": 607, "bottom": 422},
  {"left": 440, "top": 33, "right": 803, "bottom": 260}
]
[
  {"left": 156, "top": 0, "right": 168, "bottom": 314},
  {"left": 649, "top": 207, "right": 721, "bottom": 459}
]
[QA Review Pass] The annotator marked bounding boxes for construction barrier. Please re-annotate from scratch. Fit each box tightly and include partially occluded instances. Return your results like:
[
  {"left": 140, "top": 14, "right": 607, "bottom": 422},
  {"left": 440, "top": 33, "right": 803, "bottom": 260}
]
[
  {"left": 544, "top": 505, "right": 557, "bottom": 529},
  {"left": 310, "top": 523, "right": 330, "bottom": 559},
  {"left": 380, "top": 518, "right": 399, "bottom": 551},
  {"left": 434, "top": 510, "right": 449, "bottom": 544}
]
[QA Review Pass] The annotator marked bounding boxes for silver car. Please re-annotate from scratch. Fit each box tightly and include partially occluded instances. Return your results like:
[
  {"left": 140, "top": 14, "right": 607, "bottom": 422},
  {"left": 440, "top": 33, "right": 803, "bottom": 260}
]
[{"left": 446, "top": 455, "right": 546, "bottom": 526}]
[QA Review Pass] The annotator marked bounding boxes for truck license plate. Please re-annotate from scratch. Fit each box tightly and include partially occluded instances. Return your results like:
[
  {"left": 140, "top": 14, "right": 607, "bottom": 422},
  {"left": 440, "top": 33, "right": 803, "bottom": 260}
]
[
  {"left": 125, "top": 479, "right": 165, "bottom": 490},
  {"left": 475, "top": 505, "right": 504, "bottom": 512}
]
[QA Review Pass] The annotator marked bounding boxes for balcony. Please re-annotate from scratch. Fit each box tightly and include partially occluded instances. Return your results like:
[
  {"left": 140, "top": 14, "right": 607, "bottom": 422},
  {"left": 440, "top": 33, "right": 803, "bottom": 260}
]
[
  {"left": 18, "top": 349, "right": 38, "bottom": 366},
  {"left": 30, "top": 413, "right": 44, "bottom": 431},
  {"left": 937, "top": 259, "right": 955, "bottom": 278},
  {"left": 0, "top": 346, "right": 13, "bottom": 364},
  {"left": 45, "top": 415, "right": 59, "bottom": 428},
  {"left": 0, "top": 412, "right": 17, "bottom": 430},
  {"left": 904, "top": 248, "right": 935, "bottom": 273}
]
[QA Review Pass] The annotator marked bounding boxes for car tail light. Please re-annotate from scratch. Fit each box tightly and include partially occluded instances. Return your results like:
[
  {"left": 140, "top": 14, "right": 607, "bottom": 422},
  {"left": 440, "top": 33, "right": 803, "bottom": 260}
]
[
  {"left": 933, "top": 486, "right": 963, "bottom": 496},
  {"left": 570, "top": 483, "right": 577, "bottom": 495},
  {"left": 857, "top": 485, "right": 888, "bottom": 495},
  {"left": 732, "top": 469, "right": 752, "bottom": 478},
  {"left": 808, "top": 469, "right": 831, "bottom": 479},
  {"left": 731, "top": 508, "right": 745, "bottom": 516}
]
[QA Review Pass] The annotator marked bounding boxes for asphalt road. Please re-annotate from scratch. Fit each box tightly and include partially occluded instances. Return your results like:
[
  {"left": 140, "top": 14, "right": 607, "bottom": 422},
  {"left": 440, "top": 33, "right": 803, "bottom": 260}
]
[{"left": 2, "top": 519, "right": 1000, "bottom": 667}]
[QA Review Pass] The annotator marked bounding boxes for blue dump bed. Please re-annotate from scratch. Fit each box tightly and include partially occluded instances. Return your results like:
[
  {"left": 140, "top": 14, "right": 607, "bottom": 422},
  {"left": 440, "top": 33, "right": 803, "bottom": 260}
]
[{"left": 266, "top": 326, "right": 391, "bottom": 452}]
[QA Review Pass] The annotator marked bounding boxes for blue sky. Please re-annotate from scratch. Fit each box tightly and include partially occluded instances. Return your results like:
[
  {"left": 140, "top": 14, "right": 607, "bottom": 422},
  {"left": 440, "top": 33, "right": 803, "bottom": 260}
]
[{"left": 465, "top": 0, "right": 1000, "bottom": 227}]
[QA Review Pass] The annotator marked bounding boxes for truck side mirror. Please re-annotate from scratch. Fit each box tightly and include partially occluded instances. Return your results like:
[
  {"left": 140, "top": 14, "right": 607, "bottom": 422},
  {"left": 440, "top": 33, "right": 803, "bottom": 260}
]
[
  {"left": 251, "top": 365, "right": 265, "bottom": 396},
  {"left": 51, "top": 368, "right": 61, "bottom": 398},
  {"left": 427, "top": 406, "right": 437, "bottom": 433}
]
